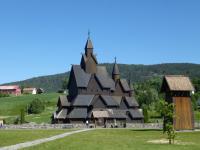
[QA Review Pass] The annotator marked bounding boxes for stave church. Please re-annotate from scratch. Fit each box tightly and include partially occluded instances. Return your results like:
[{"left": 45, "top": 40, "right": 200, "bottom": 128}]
[{"left": 52, "top": 36, "right": 144, "bottom": 127}]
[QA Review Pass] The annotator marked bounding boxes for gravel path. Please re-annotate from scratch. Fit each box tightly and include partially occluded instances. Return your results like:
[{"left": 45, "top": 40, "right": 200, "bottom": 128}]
[{"left": 0, "top": 129, "right": 93, "bottom": 150}]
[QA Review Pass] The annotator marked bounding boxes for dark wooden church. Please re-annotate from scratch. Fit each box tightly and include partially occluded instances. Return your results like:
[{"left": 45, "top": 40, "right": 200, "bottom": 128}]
[{"left": 52, "top": 37, "right": 144, "bottom": 126}]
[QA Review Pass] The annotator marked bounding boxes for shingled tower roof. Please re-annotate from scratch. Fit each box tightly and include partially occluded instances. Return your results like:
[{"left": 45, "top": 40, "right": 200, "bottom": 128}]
[
  {"left": 112, "top": 57, "right": 120, "bottom": 81},
  {"left": 112, "top": 57, "right": 120, "bottom": 75},
  {"left": 85, "top": 38, "right": 93, "bottom": 50}
]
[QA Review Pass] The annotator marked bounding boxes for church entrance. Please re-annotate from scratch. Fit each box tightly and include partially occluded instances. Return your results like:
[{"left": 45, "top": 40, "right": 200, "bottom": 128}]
[{"left": 92, "top": 110, "right": 109, "bottom": 128}]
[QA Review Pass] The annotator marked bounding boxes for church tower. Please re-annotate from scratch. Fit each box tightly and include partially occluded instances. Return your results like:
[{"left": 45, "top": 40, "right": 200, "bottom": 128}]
[
  {"left": 112, "top": 57, "right": 120, "bottom": 81},
  {"left": 81, "top": 34, "right": 98, "bottom": 74}
]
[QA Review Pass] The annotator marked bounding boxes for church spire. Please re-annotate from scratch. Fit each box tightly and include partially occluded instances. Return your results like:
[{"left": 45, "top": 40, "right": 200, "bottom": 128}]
[
  {"left": 112, "top": 57, "right": 120, "bottom": 81},
  {"left": 81, "top": 32, "right": 97, "bottom": 74},
  {"left": 85, "top": 31, "right": 93, "bottom": 56}
]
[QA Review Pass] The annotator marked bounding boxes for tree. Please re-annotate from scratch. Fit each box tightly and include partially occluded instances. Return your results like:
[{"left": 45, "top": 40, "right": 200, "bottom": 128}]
[
  {"left": 161, "top": 100, "right": 176, "bottom": 144},
  {"left": 28, "top": 99, "right": 45, "bottom": 114},
  {"left": 20, "top": 109, "right": 25, "bottom": 124},
  {"left": 62, "top": 79, "right": 68, "bottom": 90},
  {"left": 143, "top": 105, "right": 149, "bottom": 123}
]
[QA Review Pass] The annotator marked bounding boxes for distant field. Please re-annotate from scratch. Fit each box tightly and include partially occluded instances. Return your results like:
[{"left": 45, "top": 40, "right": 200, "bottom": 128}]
[
  {"left": 24, "top": 129, "right": 200, "bottom": 150},
  {"left": 0, "top": 93, "right": 60, "bottom": 123},
  {"left": 0, "top": 129, "right": 72, "bottom": 147}
]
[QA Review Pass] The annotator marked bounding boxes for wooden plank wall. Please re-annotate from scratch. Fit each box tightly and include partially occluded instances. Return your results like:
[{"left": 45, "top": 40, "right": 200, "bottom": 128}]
[{"left": 173, "top": 97, "right": 194, "bottom": 130}]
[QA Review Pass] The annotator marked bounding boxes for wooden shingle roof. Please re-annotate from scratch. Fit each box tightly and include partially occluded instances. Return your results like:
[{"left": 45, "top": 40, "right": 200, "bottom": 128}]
[
  {"left": 101, "top": 95, "right": 119, "bottom": 107},
  {"left": 56, "top": 108, "right": 68, "bottom": 119},
  {"left": 72, "top": 65, "right": 91, "bottom": 88},
  {"left": 129, "top": 109, "right": 144, "bottom": 119},
  {"left": 125, "top": 97, "right": 139, "bottom": 107},
  {"left": 85, "top": 38, "right": 93, "bottom": 49},
  {"left": 96, "top": 66, "right": 115, "bottom": 90},
  {"left": 68, "top": 108, "right": 87, "bottom": 119},
  {"left": 57, "top": 95, "right": 70, "bottom": 107},
  {"left": 120, "top": 79, "right": 131, "bottom": 92},
  {"left": 73, "top": 95, "right": 94, "bottom": 106},
  {"left": 161, "top": 75, "right": 195, "bottom": 92}
]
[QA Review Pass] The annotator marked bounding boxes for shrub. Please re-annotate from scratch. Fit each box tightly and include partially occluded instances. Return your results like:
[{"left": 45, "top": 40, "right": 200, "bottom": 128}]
[
  {"left": 14, "top": 117, "right": 20, "bottom": 124},
  {"left": 28, "top": 98, "right": 45, "bottom": 114},
  {"left": 0, "top": 93, "right": 9, "bottom": 98},
  {"left": 161, "top": 101, "right": 176, "bottom": 144}
]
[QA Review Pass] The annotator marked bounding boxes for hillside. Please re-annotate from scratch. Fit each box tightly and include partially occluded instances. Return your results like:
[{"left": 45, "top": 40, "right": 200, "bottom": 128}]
[
  {"left": 2, "top": 63, "right": 200, "bottom": 92},
  {"left": 0, "top": 93, "right": 60, "bottom": 124}
]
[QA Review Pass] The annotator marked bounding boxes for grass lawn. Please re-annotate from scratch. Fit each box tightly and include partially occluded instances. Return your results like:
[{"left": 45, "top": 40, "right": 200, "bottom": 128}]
[
  {"left": 0, "top": 129, "right": 73, "bottom": 147},
  {"left": 24, "top": 129, "right": 200, "bottom": 150},
  {"left": 0, "top": 93, "right": 60, "bottom": 123}
]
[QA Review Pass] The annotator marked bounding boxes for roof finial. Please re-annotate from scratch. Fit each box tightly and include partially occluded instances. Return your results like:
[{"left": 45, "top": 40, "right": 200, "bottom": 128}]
[
  {"left": 88, "top": 30, "right": 90, "bottom": 39},
  {"left": 114, "top": 57, "right": 117, "bottom": 63}
]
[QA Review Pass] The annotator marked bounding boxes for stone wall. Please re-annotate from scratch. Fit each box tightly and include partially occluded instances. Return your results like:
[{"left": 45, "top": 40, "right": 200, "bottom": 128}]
[
  {"left": 1, "top": 122, "right": 199, "bottom": 130},
  {"left": 1, "top": 123, "right": 162, "bottom": 129},
  {"left": 126, "top": 123, "right": 163, "bottom": 129}
]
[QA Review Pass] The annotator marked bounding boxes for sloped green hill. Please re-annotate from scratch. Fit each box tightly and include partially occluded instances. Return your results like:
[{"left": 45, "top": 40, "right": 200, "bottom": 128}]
[
  {"left": 2, "top": 63, "right": 200, "bottom": 92},
  {"left": 0, "top": 93, "right": 60, "bottom": 124}
]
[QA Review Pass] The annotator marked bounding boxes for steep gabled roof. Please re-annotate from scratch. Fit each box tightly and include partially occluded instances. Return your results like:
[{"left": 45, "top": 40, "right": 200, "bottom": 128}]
[
  {"left": 57, "top": 95, "right": 71, "bottom": 107},
  {"left": 112, "top": 96, "right": 122, "bottom": 105},
  {"left": 125, "top": 97, "right": 139, "bottom": 107},
  {"left": 56, "top": 108, "right": 68, "bottom": 119},
  {"left": 161, "top": 75, "right": 195, "bottom": 92},
  {"left": 101, "top": 95, "right": 119, "bottom": 106},
  {"left": 120, "top": 79, "right": 131, "bottom": 92},
  {"left": 81, "top": 54, "right": 98, "bottom": 65},
  {"left": 72, "top": 65, "right": 91, "bottom": 88},
  {"left": 96, "top": 66, "right": 115, "bottom": 90},
  {"left": 68, "top": 108, "right": 87, "bottom": 119},
  {"left": 108, "top": 109, "right": 127, "bottom": 119},
  {"left": 112, "top": 61, "right": 120, "bottom": 75},
  {"left": 129, "top": 109, "right": 144, "bottom": 119},
  {"left": 85, "top": 38, "right": 93, "bottom": 49},
  {"left": 73, "top": 95, "right": 95, "bottom": 106}
]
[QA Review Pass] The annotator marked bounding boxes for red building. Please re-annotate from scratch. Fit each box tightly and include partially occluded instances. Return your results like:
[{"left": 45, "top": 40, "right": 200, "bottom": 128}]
[{"left": 0, "top": 85, "right": 21, "bottom": 96}]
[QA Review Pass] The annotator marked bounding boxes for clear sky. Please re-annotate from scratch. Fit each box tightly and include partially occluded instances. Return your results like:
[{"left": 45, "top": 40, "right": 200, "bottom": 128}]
[{"left": 0, "top": 0, "right": 200, "bottom": 84}]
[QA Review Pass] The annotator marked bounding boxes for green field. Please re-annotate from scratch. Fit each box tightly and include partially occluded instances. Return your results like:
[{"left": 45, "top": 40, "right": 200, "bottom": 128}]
[
  {"left": 0, "top": 93, "right": 60, "bottom": 123},
  {"left": 20, "top": 129, "right": 200, "bottom": 150},
  {"left": 0, "top": 129, "right": 72, "bottom": 147}
]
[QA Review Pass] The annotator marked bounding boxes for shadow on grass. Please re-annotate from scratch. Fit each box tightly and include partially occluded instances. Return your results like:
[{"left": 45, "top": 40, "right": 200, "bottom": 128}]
[{"left": 130, "top": 129, "right": 162, "bottom": 132}]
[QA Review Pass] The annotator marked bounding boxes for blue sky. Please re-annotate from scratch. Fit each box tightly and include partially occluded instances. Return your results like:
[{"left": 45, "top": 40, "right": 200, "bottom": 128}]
[{"left": 0, "top": 0, "right": 200, "bottom": 84}]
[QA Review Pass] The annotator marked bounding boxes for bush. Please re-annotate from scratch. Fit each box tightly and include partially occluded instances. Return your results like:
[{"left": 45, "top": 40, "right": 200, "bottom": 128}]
[
  {"left": 14, "top": 117, "right": 20, "bottom": 124},
  {"left": 28, "top": 98, "right": 45, "bottom": 114},
  {"left": 161, "top": 101, "right": 176, "bottom": 144},
  {"left": 0, "top": 93, "right": 9, "bottom": 98}
]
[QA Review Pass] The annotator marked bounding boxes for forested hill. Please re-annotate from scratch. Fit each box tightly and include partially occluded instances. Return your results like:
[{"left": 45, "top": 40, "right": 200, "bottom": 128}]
[{"left": 3, "top": 63, "right": 200, "bottom": 92}]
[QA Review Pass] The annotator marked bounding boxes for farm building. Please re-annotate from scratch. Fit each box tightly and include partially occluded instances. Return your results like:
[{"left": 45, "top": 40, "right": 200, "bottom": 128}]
[
  {"left": 161, "top": 75, "right": 195, "bottom": 130},
  {"left": 23, "top": 88, "right": 37, "bottom": 94},
  {"left": 23, "top": 88, "right": 44, "bottom": 95},
  {"left": 0, "top": 85, "right": 21, "bottom": 96},
  {"left": 53, "top": 37, "right": 144, "bottom": 127}
]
